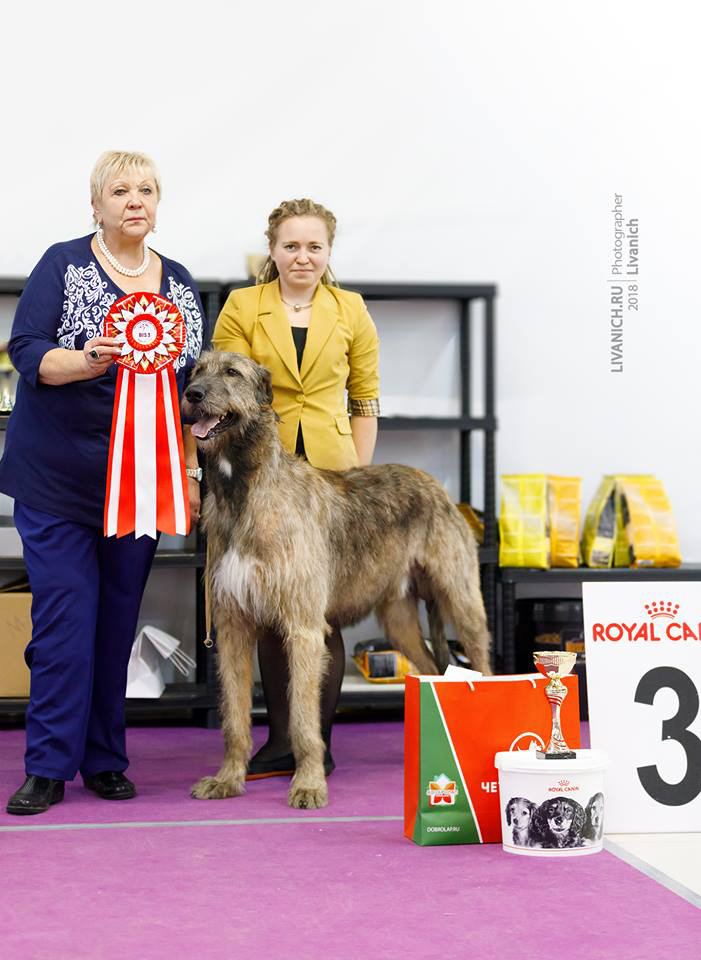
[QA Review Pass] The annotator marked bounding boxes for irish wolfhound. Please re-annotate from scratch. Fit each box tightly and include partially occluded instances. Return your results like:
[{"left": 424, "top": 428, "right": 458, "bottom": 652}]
[{"left": 183, "top": 351, "right": 491, "bottom": 809}]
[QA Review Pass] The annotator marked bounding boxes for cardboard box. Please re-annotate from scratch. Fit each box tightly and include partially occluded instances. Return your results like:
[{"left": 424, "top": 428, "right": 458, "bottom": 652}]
[{"left": 0, "top": 592, "right": 32, "bottom": 697}]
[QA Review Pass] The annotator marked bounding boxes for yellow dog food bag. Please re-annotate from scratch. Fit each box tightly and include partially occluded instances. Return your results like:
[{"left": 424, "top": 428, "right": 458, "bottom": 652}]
[
  {"left": 581, "top": 477, "right": 616, "bottom": 568},
  {"left": 611, "top": 474, "right": 653, "bottom": 566},
  {"left": 617, "top": 476, "right": 681, "bottom": 568},
  {"left": 547, "top": 476, "right": 581, "bottom": 568},
  {"left": 499, "top": 475, "right": 549, "bottom": 568},
  {"left": 613, "top": 484, "right": 631, "bottom": 567}
]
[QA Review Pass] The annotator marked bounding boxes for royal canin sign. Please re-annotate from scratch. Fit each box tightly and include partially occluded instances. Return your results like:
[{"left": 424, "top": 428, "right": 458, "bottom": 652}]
[{"left": 591, "top": 600, "right": 701, "bottom": 643}]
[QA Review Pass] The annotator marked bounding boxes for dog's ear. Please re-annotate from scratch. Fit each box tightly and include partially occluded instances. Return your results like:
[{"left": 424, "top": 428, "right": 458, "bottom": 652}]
[
  {"left": 531, "top": 802, "right": 547, "bottom": 841},
  {"left": 572, "top": 801, "right": 585, "bottom": 835},
  {"left": 255, "top": 366, "right": 274, "bottom": 406},
  {"left": 506, "top": 801, "right": 513, "bottom": 825}
]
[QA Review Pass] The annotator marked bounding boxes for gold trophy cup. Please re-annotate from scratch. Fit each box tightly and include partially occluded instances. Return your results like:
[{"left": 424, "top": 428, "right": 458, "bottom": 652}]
[
  {"left": 533, "top": 650, "right": 577, "bottom": 759},
  {"left": 0, "top": 342, "right": 15, "bottom": 413}
]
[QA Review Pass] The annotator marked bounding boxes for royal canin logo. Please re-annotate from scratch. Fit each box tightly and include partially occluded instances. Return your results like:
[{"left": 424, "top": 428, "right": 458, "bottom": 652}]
[
  {"left": 426, "top": 774, "right": 458, "bottom": 806},
  {"left": 592, "top": 600, "right": 701, "bottom": 643},
  {"left": 644, "top": 601, "right": 680, "bottom": 620},
  {"left": 548, "top": 778, "right": 580, "bottom": 794}
]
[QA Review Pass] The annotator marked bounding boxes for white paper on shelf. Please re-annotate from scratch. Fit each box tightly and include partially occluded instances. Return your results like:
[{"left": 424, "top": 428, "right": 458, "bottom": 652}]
[
  {"left": 442, "top": 664, "right": 484, "bottom": 682},
  {"left": 126, "top": 625, "right": 196, "bottom": 698},
  {"left": 140, "top": 624, "right": 196, "bottom": 676},
  {"left": 126, "top": 632, "right": 166, "bottom": 698}
]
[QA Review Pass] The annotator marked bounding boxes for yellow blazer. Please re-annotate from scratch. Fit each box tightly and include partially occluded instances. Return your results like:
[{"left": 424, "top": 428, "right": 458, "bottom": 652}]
[{"left": 212, "top": 279, "right": 380, "bottom": 470}]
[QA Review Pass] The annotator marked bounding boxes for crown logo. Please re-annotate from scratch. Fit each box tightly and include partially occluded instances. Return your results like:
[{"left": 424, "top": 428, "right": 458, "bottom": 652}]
[
  {"left": 644, "top": 600, "right": 679, "bottom": 620},
  {"left": 558, "top": 779, "right": 570, "bottom": 787}
]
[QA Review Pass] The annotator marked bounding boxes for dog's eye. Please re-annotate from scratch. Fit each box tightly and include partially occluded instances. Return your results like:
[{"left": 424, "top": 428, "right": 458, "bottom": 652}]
[{"left": 226, "top": 367, "right": 242, "bottom": 378}]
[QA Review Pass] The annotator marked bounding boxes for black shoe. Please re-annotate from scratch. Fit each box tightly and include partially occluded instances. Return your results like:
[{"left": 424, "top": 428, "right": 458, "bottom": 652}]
[
  {"left": 83, "top": 771, "right": 136, "bottom": 800},
  {"left": 6, "top": 775, "right": 65, "bottom": 816},
  {"left": 246, "top": 750, "right": 335, "bottom": 781}
]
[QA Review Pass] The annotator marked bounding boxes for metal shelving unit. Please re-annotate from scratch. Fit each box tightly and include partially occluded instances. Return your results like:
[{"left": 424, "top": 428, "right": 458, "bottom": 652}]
[
  {"left": 351, "top": 281, "right": 499, "bottom": 649},
  {"left": 0, "top": 277, "right": 498, "bottom": 721}
]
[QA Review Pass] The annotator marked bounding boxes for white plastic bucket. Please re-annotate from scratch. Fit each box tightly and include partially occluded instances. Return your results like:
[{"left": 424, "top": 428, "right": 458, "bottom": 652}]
[{"left": 494, "top": 748, "right": 609, "bottom": 857}]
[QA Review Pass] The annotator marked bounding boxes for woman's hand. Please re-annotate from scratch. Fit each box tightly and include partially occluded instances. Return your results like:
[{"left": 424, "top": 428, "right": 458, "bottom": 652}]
[
  {"left": 188, "top": 477, "right": 201, "bottom": 526},
  {"left": 38, "top": 337, "right": 123, "bottom": 386},
  {"left": 83, "top": 336, "right": 122, "bottom": 377}
]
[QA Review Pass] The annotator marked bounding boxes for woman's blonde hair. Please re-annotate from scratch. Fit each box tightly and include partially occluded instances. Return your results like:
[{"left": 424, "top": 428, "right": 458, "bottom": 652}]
[
  {"left": 90, "top": 150, "right": 162, "bottom": 222},
  {"left": 257, "top": 198, "right": 338, "bottom": 285}
]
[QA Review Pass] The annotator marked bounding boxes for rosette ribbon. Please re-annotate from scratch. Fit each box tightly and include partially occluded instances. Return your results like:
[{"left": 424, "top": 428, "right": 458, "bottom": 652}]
[{"left": 103, "top": 292, "right": 190, "bottom": 539}]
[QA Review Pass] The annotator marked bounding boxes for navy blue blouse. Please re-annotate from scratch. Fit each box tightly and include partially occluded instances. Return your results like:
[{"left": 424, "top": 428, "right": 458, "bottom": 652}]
[{"left": 0, "top": 234, "right": 207, "bottom": 528}]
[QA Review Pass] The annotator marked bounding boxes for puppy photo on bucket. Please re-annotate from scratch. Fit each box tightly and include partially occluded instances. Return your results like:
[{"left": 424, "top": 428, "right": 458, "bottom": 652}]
[
  {"left": 505, "top": 797, "right": 537, "bottom": 847},
  {"left": 531, "top": 796, "right": 585, "bottom": 849},
  {"left": 583, "top": 792, "right": 605, "bottom": 844},
  {"left": 182, "top": 351, "right": 492, "bottom": 810}
]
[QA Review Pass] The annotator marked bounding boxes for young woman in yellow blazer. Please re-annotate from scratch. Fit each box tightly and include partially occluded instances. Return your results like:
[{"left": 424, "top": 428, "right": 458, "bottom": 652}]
[{"left": 212, "top": 198, "right": 380, "bottom": 777}]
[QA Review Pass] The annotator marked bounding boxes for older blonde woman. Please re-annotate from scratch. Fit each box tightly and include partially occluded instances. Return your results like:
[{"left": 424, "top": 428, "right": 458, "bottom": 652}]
[
  {"left": 1, "top": 151, "right": 205, "bottom": 815},
  {"left": 212, "top": 198, "right": 380, "bottom": 779}
]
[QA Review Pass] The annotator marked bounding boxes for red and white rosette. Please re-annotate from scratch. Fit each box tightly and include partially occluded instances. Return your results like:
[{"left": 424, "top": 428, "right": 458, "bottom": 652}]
[{"left": 103, "top": 292, "right": 190, "bottom": 539}]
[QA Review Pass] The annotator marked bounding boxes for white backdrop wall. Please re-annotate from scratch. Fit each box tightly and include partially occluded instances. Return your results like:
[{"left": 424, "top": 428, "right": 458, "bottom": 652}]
[{"left": 1, "top": 0, "right": 699, "bottom": 581}]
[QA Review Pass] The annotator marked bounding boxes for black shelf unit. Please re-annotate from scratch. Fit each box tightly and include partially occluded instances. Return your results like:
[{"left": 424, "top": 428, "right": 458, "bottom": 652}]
[
  {"left": 0, "top": 277, "right": 497, "bottom": 719},
  {"left": 346, "top": 281, "right": 498, "bottom": 648},
  {"left": 499, "top": 563, "right": 701, "bottom": 674}
]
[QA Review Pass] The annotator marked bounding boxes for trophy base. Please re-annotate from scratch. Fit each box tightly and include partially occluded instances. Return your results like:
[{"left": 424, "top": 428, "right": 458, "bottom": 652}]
[{"left": 537, "top": 751, "right": 577, "bottom": 760}]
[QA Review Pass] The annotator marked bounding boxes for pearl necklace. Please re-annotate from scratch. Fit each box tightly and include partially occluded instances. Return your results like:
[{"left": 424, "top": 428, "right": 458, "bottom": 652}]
[
  {"left": 96, "top": 227, "right": 151, "bottom": 277},
  {"left": 281, "top": 297, "right": 313, "bottom": 313}
]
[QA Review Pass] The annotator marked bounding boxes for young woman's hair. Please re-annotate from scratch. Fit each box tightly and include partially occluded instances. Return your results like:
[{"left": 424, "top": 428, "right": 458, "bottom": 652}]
[{"left": 257, "top": 198, "right": 338, "bottom": 285}]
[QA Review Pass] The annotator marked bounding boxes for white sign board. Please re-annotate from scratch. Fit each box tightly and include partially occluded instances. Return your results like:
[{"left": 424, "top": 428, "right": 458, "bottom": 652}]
[{"left": 583, "top": 581, "right": 701, "bottom": 833}]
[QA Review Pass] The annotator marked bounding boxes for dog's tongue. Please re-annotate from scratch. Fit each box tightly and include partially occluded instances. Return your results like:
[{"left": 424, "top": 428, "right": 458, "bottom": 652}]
[{"left": 190, "top": 416, "right": 220, "bottom": 439}]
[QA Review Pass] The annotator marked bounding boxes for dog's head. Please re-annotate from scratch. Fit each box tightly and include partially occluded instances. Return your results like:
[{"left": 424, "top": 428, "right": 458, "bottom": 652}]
[
  {"left": 506, "top": 797, "right": 536, "bottom": 830},
  {"left": 584, "top": 792, "right": 605, "bottom": 835},
  {"left": 182, "top": 351, "right": 274, "bottom": 449},
  {"left": 533, "top": 797, "right": 585, "bottom": 847}
]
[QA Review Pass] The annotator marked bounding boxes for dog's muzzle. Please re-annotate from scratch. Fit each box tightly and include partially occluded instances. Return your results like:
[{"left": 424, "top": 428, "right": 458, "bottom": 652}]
[
  {"left": 184, "top": 386, "right": 238, "bottom": 441},
  {"left": 190, "top": 412, "right": 237, "bottom": 440}
]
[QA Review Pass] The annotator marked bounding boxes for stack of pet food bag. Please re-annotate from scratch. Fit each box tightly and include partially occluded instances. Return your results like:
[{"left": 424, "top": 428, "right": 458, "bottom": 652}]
[
  {"left": 498, "top": 475, "right": 581, "bottom": 568},
  {"left": 581, "top": 475, "right": 680, "bottom": 568},
  {"left": 498, "top": 474, "right": 681, "bottom": 569}
]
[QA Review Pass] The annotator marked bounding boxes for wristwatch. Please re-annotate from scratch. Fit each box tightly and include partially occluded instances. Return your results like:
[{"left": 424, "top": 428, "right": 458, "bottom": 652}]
[{"left": 186, "top": 467, "right": 203, "bottom": 482}]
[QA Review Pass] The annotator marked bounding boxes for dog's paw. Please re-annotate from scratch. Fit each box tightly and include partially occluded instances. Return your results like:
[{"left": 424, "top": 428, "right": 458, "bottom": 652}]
[
  {"left": 190, "top": 775, "right": 244, "bottom": 800},
  {"left": 288, "top": 780, "right": 328, "bottom": 810}
]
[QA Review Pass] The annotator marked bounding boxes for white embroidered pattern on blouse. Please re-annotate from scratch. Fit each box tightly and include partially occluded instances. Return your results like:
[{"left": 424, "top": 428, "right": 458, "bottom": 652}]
[
  {"left": 57, "top": 263, "right": 117, "bottom": 349},
  {"left": 166, "top": 276, "right": 204, "bottom": 371}
]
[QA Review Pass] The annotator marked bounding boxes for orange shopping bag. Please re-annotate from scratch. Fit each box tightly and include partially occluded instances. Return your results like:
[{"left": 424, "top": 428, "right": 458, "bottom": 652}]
[{"left": 404, "top": 673, "right": 580, "bottom": 845}]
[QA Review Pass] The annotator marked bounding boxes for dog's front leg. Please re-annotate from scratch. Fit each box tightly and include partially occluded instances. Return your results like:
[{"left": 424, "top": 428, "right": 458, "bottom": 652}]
[
  {"left": 286, "top": 627, "right": 329, "bottom": 810},
  {"left": 191, "top": 614, "right": 256, "bottom": 800}
]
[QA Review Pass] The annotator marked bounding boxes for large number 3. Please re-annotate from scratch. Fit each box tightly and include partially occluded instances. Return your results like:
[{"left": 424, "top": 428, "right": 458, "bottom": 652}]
[{"left": 635, "top": 667, "right": 701, "bottom": 806}]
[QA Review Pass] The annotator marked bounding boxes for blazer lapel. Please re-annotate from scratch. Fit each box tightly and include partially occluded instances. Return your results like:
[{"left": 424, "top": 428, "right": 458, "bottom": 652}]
[
  {"left": 258, "top": 281, "right": 302, "bottom": 387},
  {"left": 300, "top": 284, "right": 339, "bottom": 380}
]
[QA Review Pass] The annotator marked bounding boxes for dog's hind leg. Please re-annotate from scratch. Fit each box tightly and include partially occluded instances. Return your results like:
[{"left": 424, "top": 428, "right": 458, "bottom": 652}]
[
  {"left": 191, "top": 612, "right": 256, "bottom": 800},
  {"left": 286, "top": 625, "right": 329, "bottom": 810},
  {"left": 377, "top": 597, "right": 438, "bottom": 675}
]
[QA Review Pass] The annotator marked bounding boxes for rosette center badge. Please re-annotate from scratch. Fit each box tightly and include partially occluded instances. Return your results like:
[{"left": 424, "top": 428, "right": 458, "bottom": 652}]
[{"left": 106, "top": 293, "right": 184, "bottom": 373}]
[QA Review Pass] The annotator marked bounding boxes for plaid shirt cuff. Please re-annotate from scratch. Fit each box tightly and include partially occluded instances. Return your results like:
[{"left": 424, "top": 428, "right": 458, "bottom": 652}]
[{"left": 348, "top": 397, "right": 380, "bottom": 417}]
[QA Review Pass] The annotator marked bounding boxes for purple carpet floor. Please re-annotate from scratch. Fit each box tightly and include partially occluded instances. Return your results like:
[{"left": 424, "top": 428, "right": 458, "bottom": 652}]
[{"left": 1, "top": 722, "right": 699, "bottom": 960}]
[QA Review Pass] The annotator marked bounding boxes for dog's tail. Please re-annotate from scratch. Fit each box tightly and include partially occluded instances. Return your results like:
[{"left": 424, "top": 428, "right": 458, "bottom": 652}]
[
  {"left": 422, "top": 510, "right": 493, "bottom": 676},
  {"left": 426, "top": 599, "right": 451, "bottom": 673}
]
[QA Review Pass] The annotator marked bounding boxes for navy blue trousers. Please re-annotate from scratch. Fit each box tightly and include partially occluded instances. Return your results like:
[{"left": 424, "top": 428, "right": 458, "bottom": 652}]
[{"left": 15, "top": 502, "right": 158, "bottom": 781}]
